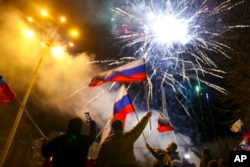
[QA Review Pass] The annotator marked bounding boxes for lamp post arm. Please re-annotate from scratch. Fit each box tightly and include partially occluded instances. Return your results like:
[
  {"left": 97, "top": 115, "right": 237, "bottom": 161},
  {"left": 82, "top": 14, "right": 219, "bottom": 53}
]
[{"left": 0, "top": 42, "right": 50, "bottom": 167}]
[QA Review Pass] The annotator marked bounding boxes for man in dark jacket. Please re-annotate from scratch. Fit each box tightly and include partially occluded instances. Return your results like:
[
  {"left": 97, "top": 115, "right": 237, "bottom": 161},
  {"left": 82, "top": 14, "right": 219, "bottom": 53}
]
[
  {"left": 41, "top": 117, "right": 97, "bottom": 167},
  {"left": 96, "top": 111, "right": 151, "bottom": 167},
  {"left": 146, "top": 142, "right": 180, "bottom": 167}
]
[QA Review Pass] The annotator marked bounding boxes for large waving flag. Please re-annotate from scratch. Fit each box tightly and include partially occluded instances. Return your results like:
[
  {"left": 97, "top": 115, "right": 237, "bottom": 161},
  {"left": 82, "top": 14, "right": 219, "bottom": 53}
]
[
  {"left": 89, "top": 59, "right": 147, "bottom": 87},
  {"left": 113, "top": 84, "right": 135, "bottom": 123},
  {"left": 157, "top": 113, "right": 174, "bottom": 132},
  {"left": 100, "top": 85, "right": 135, "bottom": 143},
  {"left": 0, "top": 75, "right": 16, "bottom": 104}
]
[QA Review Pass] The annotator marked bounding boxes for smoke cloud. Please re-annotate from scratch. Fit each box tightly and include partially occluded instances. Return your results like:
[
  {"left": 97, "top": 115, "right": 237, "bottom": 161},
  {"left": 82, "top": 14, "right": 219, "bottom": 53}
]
[
  {"left": 0, "top": 4, "right": 200, "bottom": 166},
  {"left": 123, "top": 111, "right": 200, "bottom": 166},
  {"left": 0, "top": 5, "right": 114, "bottom": 129}
]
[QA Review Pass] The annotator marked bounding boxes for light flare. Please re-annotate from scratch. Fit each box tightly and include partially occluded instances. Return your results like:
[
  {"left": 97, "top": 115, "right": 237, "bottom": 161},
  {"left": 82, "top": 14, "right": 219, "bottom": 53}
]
[
  {"left": 109, "top": 0, "right": 248, "bottom": 97},
  {"left": 23, "top": 29, "right": 34, "bottom": 38},
  {"left": 50, "top": 46, "right": 64, "bottom": 60},
  {"left": 150, "top": 14, "right": 190, "bottom": 44}
]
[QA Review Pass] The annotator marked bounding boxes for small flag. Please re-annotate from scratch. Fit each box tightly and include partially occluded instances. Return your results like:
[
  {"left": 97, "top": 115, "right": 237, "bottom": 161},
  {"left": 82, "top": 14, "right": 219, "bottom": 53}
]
[
  {"left": 230, "top": 119, "right": 246, "bottom": 133},
  {"left": 0, "top": 75, "right": 16, "bottom": 104},
  {"left": 157, "top": 113, "right": 174, "bottom": 132},
  {"left": 89, "top": 59, "right": 147, "bottom": 87},
  {"left": 113, "top": 85, "right": 135, "bottom": 123}
]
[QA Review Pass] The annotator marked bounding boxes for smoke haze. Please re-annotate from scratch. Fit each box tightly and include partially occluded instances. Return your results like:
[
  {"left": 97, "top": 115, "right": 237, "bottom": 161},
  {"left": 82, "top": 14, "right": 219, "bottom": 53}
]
[
  {"left": 0, "top": 5, "right": 114, "bottom": 128},
  {"left": 0, "top": 3, "right": 200, "bottom": 166}
]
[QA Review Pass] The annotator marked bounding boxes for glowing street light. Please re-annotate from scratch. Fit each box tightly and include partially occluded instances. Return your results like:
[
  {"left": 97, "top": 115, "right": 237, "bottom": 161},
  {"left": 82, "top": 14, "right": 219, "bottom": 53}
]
[
  {"left": 70, "top": 29, "right": 79, "bottom": 38},
  {"left": 23, "top": 29, "right": 34, "bottom": 38},
  {"left": 51, "top": 46, "right": 64, "bottom": 59},
  {"left": 0, "top": 40, "right": 50, "bottom": 166},
  {"left": 0, "top": 8, "right": 77, "bottom": 166},
  {"left": 60, "top": 16, "right": 66, "bottom": 23},
  {"left": 68, "top": 42, "right": 74, "bottom": 47},
  {"left": 27, "top": 17, "right": 33, "bottom": 22},
  {"left": 41, "top": 9, "right": 48, "bottom": 17}
]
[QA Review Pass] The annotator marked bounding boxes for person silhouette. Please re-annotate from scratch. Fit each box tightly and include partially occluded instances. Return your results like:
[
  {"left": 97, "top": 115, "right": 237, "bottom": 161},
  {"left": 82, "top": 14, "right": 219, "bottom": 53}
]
[
  {"left": 96, "top": 111, "right": 151, "bottom": 167},
  {"left": 41, "top": 117, "right": 97, "bottom": 167}
]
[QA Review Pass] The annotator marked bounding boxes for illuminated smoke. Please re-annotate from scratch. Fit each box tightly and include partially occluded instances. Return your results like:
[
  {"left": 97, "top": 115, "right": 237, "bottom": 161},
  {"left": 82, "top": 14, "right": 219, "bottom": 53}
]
[
  {"left": 0, "top": 1, "right": 248, "bottom": 166},
  {"left": 125, "top": 111, "right": 200, "bottom": 166},
  {"left": 0, "top": 6, "right": 114, "bottom": 130}
]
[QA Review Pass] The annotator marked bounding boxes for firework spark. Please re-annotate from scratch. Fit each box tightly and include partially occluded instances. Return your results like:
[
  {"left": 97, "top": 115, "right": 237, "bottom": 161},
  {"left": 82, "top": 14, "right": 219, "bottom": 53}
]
[{"left": 108, "top": 0, "right": 248, "bottom": 99}]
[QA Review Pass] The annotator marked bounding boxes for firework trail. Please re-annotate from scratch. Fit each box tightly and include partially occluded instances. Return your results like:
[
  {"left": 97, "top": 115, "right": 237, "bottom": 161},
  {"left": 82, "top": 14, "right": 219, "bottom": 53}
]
[{"left": 100, "top": 0, "right": 249, "bottom": 111}]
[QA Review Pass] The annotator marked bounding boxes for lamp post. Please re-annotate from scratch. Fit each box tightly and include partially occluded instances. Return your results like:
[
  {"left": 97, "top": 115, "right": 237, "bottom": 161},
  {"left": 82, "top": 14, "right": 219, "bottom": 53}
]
[
  {"left": 0, "top": 41, "right": 50, "bottom": 166},
  {"left": 0, "top": 10, "right": 52, "bottom": 166},
  {"left": 0, "top": 8, "right": 77, "bottom": 165}
]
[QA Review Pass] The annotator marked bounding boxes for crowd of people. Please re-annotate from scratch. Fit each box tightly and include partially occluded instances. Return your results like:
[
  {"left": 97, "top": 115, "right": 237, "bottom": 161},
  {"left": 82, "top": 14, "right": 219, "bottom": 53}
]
[{"left": 40, "top": 112, "right": 249, "bottom": 167}]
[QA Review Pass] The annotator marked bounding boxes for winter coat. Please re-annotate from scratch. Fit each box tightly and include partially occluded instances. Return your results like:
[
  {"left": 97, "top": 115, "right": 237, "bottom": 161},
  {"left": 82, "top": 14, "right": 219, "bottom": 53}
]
[
  {"left": 41, "top": 120, "right": 96, "bottom": 167},
  {"left": 96, "top": 114, "right": 150, "bottom": 167}
]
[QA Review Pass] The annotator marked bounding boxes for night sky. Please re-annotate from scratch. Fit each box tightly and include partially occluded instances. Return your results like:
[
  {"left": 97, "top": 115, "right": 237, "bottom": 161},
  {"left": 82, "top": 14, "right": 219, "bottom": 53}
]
[{"left": 0, "top": 0, "right": 249, "bottom": 166}]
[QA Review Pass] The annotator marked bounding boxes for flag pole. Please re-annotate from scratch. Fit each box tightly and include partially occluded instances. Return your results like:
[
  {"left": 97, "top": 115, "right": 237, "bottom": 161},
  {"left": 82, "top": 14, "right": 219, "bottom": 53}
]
[
  {"left": 133, "top": 110, "right": 151, "bottom": 155},
  {"left": 0, "top": 42, "right": 50, "bottom": 166},
  {"left": 16, "top": 97, "right": 46, "bottom": 137},
  {"left": 133, "top": 110, "right": 147, "bottom": 143},
  {"left": 144, "top": 80, "right": 152, "bottom": 130}
]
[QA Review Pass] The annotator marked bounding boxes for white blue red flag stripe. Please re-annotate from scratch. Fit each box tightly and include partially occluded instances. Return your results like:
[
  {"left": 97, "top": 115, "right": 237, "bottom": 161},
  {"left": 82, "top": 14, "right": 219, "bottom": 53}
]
[
  {"left": 157, "top": 113, "right": 174, "bottom": 132},
  {"left": 100, "top": 85, "right": 135, "bottom": 143},
  {"left": 113, "top": 84, "right": 135, "bottom": 123},
  {"left": 0, "top": 75, "right": 16, "bottom": 104},
  {"left": 89, "top": 59, "right": 146, "bottom": 87}
]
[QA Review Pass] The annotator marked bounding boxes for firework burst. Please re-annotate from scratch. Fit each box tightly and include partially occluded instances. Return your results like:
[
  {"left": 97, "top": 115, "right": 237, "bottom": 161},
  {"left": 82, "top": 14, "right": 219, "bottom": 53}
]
[{"left": 108, "top": 0, "right": 248, "bottom": 99}]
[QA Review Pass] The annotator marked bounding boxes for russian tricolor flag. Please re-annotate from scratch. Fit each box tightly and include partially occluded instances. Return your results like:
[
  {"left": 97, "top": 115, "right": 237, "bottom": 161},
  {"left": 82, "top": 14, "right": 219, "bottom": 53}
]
[
  {"left": 89, "top": 59, "right": 147, "bottom": 87},
  {"left": 113, "top": 84, "right": 135, "bottom": 123},
  {"left": 100, "top": 85, "right": 135, "bottom": 143},
  {"left": 157, "top": 113, "right": 174, "bottom": 132},
  {"left": 0, "top": 75, "right": 16, "bottom": 104}
]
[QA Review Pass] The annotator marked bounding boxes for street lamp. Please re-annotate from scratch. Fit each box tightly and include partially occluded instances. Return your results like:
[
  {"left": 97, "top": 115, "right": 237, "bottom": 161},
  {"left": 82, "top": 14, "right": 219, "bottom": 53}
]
[
  {"left": 0, "top": 41, "right": 50, "bottom": 167},
  {"left": 0, "top": 9, "right": 77, "bottom": 166}
]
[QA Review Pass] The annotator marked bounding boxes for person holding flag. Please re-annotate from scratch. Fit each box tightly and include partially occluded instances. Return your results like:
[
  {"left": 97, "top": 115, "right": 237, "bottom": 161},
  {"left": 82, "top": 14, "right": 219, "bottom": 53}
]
[
  {"left": 100, "top": 84, "right": 136, "bottom": 143},
  {"left": 96, "top": 111, "right": 151, "bottom": 167}
]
